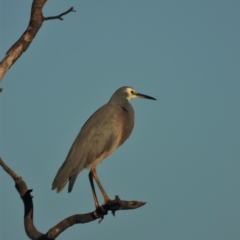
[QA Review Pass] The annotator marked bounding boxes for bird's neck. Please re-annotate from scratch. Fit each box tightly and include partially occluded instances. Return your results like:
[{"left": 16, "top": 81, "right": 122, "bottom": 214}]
[{"left": 109, "top": 98, "right": 130, "bottom": 111}]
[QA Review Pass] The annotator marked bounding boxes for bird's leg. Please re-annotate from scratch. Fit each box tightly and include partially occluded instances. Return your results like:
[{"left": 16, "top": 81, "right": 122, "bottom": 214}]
[
  {"left": 88, "top": 171, "right": 100, "bottom": 208},
  {"left": 89, "top": 169, "right": 109, "bottom": 223},
  {"left": 91, "top": 167, "right": 110, "bottom": 205}
]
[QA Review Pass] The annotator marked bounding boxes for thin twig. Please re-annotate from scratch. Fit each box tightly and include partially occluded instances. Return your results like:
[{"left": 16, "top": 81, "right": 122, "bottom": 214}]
[{"left": 44, "top": 7, "right": 76, "bottom": 21}]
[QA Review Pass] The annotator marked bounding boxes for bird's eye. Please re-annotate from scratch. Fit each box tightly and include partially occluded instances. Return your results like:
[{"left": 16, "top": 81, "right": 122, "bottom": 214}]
[{"left": 131, "top": 90, "right": 134, "bottom": 94}]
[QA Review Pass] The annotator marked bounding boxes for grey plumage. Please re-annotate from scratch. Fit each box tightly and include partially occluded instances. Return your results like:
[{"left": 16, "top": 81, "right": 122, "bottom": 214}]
[{"left": 52, "top": 86, "right": 156, "bottom": 206}]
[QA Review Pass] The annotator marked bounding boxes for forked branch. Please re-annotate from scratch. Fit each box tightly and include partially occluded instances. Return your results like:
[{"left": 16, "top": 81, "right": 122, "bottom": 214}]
[
  {"left": 0, "top": 0, "right": 75, "bottom": 81},
  {"left": 0, "top": 158, "right": 146, "bottom": 239}
]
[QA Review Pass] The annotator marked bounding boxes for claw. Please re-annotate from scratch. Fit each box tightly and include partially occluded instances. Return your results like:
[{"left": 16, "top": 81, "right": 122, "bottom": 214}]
[{"left": 98, "top": 216, "right": 104, "bottom": 223}]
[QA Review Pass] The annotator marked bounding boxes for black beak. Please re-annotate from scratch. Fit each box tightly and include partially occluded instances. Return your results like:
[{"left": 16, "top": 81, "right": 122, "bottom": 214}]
[{"left": 135, "top": 92, "right": 157, "bottom": 100}]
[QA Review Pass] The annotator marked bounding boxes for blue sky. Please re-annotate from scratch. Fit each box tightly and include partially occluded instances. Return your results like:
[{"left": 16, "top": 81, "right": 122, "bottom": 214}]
[{"left": 1, "top": 0, "right": 240, "bottom": 239}]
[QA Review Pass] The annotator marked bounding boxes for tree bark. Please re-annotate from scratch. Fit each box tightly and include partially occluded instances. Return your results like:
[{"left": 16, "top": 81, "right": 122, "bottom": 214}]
[
  {"left": 0, "top": 0, "right": 75, "bottom": 82},
  {"left": 0, "top": 158, "right": 146, "bottom": 239}
]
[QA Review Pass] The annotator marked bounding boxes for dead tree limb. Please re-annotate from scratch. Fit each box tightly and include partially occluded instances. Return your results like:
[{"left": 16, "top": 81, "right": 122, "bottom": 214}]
[
  {"left": 0, "top": 157, "right": 146, "bottom": 239},
  {"left": 0, "top": 0, "right": 75, "bottom": 82},
  {"left": 44, "top": 7, "right": 76, "bottom": 21}
]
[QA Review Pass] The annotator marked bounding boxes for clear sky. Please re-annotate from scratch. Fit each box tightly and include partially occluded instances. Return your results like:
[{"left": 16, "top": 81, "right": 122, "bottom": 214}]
[{"left": 1, "top": 1, "right": 240, "bottom": 239}]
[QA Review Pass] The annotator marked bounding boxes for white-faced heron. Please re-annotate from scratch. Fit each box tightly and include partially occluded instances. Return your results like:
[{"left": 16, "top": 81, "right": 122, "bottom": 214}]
[{"left": 52, "top": 86, "right": 156, "bottom": 208}]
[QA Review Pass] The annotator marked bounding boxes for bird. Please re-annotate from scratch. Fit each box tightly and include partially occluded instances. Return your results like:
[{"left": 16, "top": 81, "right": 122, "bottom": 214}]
[{"left": 52, "top": 86, "right": 156, "bottom": 208}]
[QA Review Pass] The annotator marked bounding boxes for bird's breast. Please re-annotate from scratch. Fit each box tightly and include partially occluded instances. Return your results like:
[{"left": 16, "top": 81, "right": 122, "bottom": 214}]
[
  {"left": 87, "top": 105, "right": 133, "bottom": 169},
  {"left": 118, "top": 105, "right": 134, "bottom": 146}
]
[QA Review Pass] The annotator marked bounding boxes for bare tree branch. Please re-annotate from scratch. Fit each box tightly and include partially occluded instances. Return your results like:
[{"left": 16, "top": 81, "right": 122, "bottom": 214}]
[
  {"left": 0, "top": 158, "right": 43, "bottom": 239},
  {"left": 0, "top": 0, "right": 75, "bottom": 81},
  {"left": 0, "top": 157, "right": 146, "bottom": 239},
  {"left": 0, "top": 2, "right": 146, "bottom": 238}
]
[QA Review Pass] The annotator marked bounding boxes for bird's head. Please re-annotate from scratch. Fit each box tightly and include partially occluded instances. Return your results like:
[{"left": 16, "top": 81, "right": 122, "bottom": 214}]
[
  {"left": 109, "top": 86, "right": 156, "bottom": 104},
  {"left": 124, "top": 87, "right": 156, "bottom": 101}
]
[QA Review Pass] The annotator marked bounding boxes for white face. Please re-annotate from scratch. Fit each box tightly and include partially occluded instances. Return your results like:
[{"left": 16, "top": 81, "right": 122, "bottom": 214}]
[{"left": 125, "top": 87, "right": 138, "bottom": 100}]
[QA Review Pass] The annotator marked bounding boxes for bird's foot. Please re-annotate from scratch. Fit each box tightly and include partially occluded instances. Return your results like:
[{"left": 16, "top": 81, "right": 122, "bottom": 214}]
[
  {"left": 103, "top": 200, "right": 115, "bottom": 217},
  {"left": 102, "top": 195, "right": 121, "bottom": 217},
  {"left": 94, "top": 205, "right": 108, "bottom": 223},
  {"left": 94, "top": 196, "right": 123, "bottom": 222}
]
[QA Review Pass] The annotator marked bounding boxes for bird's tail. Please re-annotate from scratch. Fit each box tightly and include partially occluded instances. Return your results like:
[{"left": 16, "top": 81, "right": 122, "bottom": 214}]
[
  {"left": 52, "top": 173, "right": 79, "bottom": 193},
  {"left": 68, "top": 173, "right": 78, "bottom": 192},
  {"left": 52, "top": 177, "right": 68, "bottom": 193},
  {"left": 52, "top": 156, "right": 85, "bottom": 193}
]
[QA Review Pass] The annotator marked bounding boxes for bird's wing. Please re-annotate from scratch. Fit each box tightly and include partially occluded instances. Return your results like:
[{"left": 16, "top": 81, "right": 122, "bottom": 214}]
[{"left": 52, "top": 104, "right": 124, "bottom": 191}]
